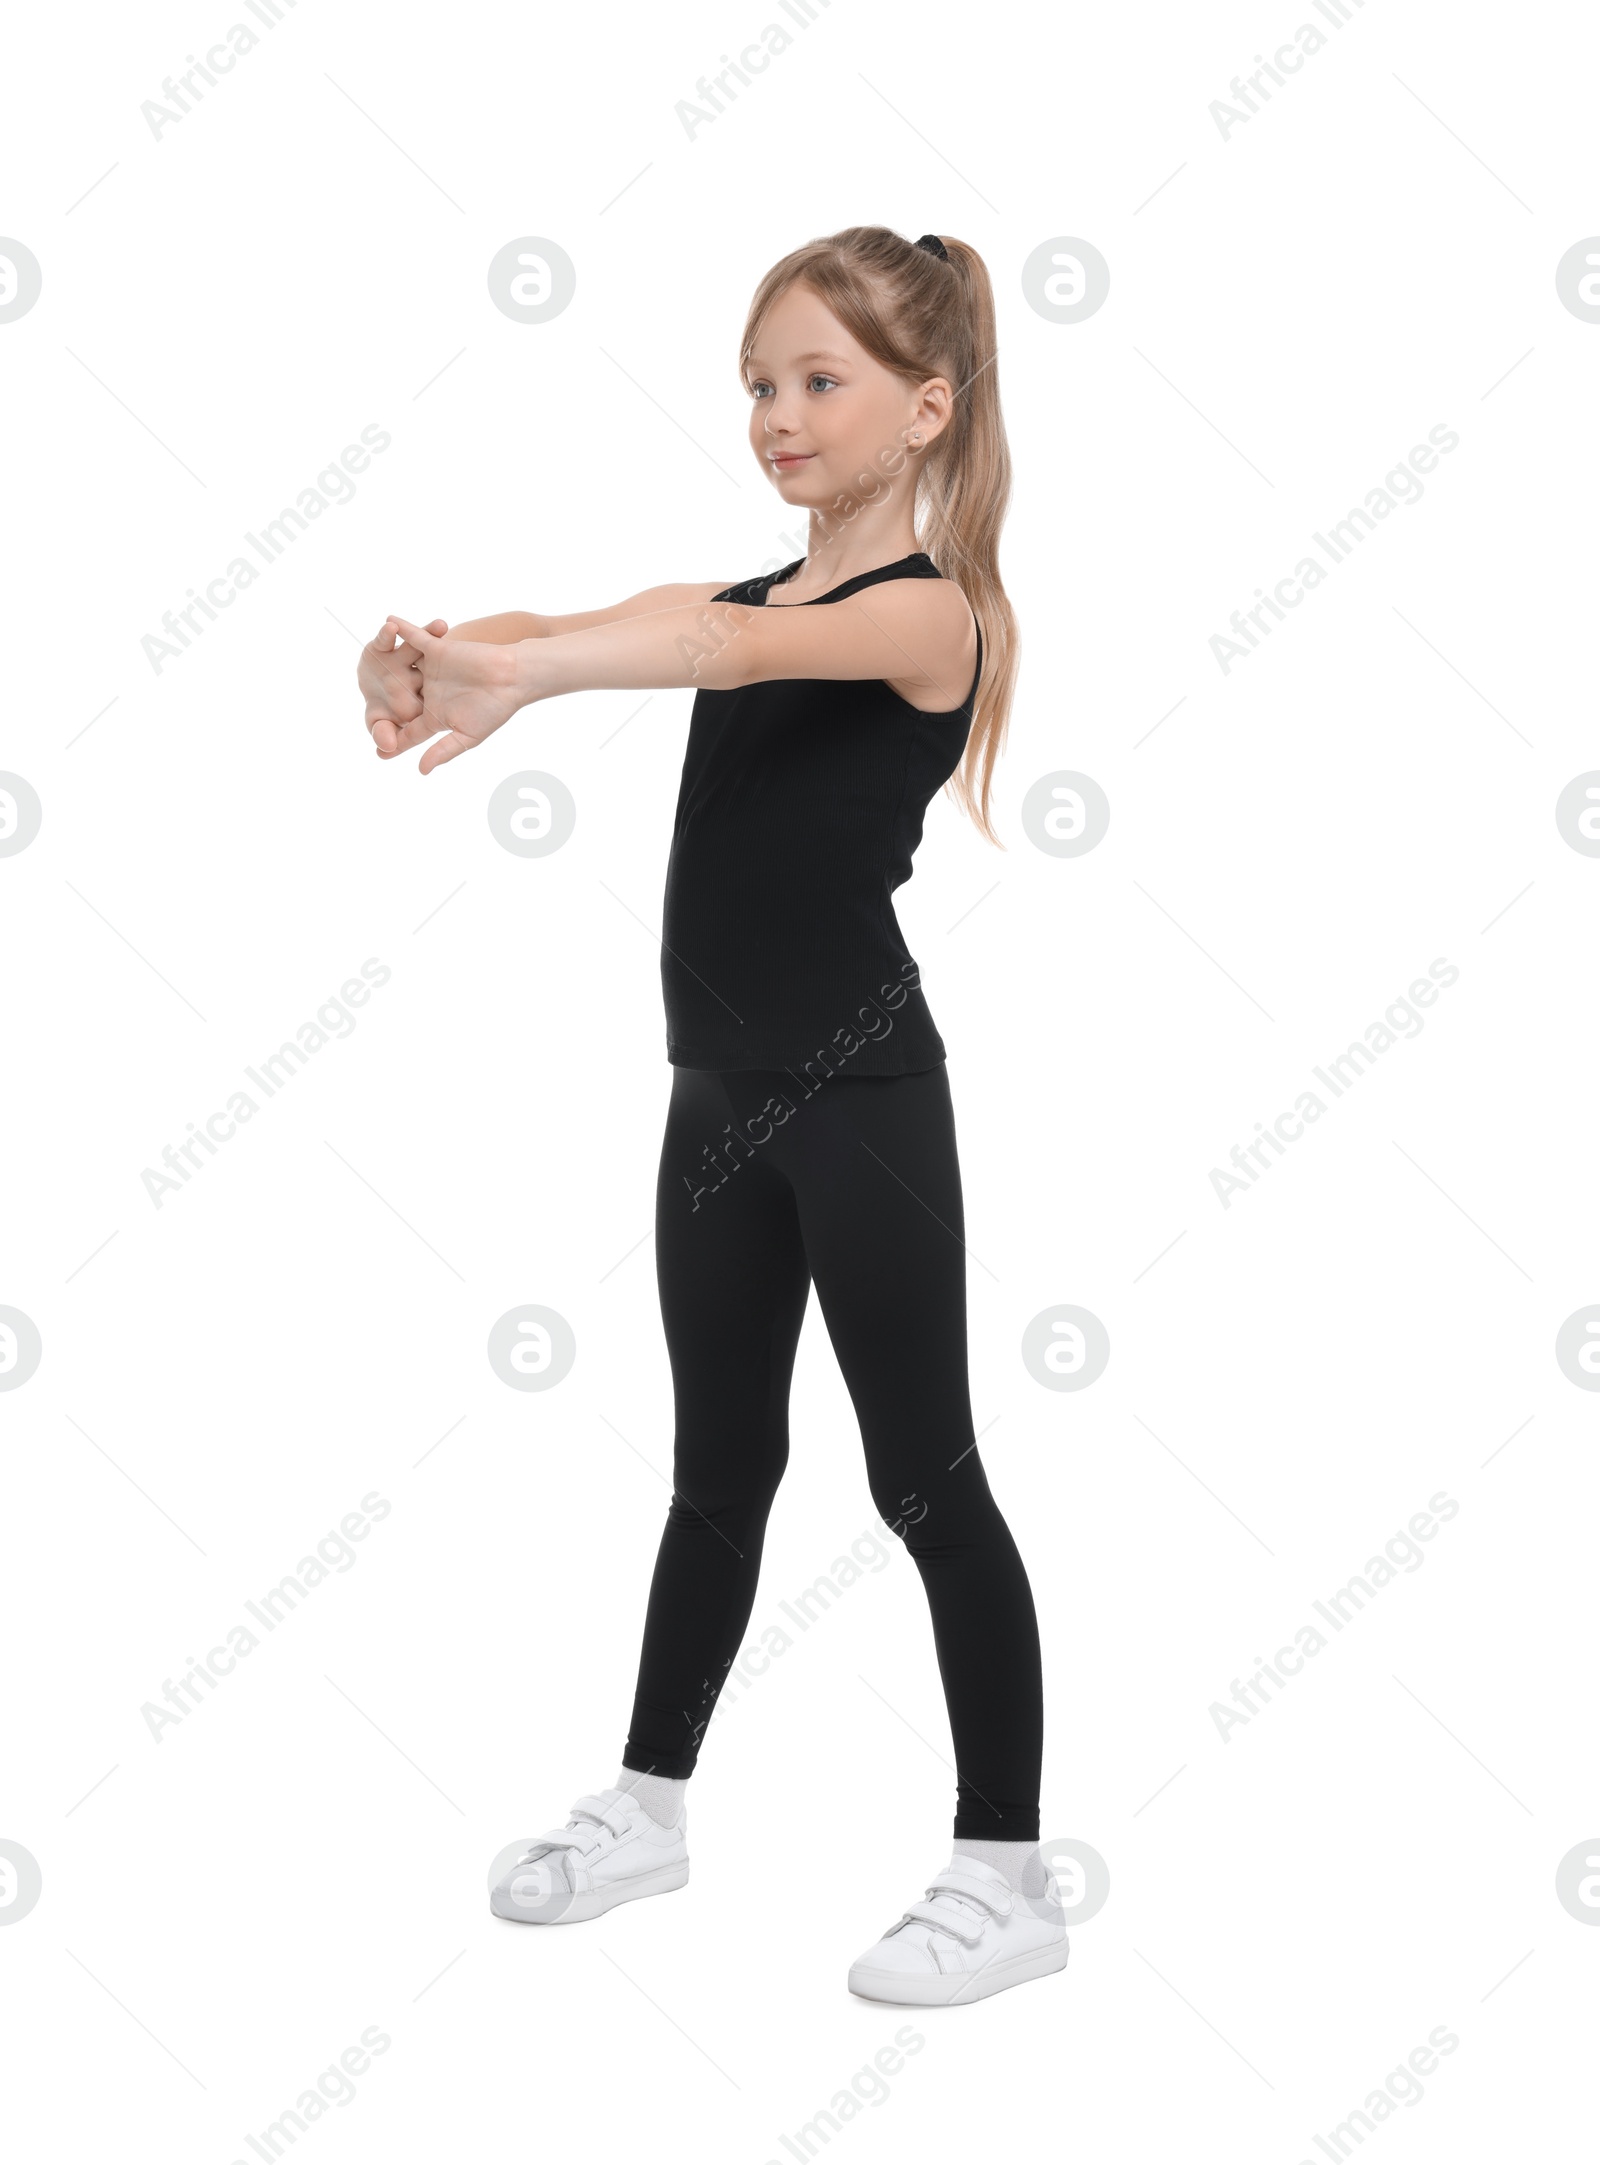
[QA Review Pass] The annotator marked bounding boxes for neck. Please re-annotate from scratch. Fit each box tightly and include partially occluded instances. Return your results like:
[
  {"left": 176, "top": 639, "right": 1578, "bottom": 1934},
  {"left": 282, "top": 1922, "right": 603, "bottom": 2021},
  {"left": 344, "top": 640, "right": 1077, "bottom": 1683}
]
[{"left": 792, "top": 514, "right": 923, "bottom": 588}]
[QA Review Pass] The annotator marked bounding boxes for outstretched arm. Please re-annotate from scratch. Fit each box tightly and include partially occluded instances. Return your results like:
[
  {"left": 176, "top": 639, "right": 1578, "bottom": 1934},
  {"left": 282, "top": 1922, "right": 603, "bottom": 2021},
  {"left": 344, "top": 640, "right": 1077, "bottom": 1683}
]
[
  {"left": 361, "top": 583, "right": 736, "bottom": 754},
  {"left": 382, "top": 582, "right": 975, "bottom": 774},
  {"left": 441, "top": 583, "right": 736, "bottom": 646}
]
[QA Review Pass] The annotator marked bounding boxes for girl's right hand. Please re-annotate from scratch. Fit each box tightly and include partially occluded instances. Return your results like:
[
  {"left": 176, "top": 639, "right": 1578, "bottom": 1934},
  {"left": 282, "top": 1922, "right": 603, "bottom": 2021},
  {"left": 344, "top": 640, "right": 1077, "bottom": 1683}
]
[
  {"left": 360, "top": 618, "right": 448, "bottom": 758},
  {"left": 382, "top": 616, "right": 531, "bottom": 774}
]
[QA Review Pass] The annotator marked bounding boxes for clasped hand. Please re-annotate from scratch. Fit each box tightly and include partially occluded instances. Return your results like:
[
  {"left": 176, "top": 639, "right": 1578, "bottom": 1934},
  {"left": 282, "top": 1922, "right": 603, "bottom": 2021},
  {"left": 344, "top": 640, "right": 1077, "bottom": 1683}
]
[{"left": 358, "top": 617, "right": 529, "bottom": 775}]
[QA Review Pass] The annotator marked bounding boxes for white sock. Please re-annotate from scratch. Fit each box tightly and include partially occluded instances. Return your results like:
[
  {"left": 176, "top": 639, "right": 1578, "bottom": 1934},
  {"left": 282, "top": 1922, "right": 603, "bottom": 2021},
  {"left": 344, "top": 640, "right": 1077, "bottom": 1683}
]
[
  {"left": 615, "top": 1766, "right": 686, "bottom": 1827},
  {"left": 951, "top": 1838, "right": 1037, "bottom": 1892}
]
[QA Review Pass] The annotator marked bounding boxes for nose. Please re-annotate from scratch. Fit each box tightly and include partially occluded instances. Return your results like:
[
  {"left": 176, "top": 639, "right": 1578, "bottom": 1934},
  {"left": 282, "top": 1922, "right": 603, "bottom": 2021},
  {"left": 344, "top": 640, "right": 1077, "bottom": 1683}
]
[{"left": 761, "top": 391, "right": 803, "bottom": 437}]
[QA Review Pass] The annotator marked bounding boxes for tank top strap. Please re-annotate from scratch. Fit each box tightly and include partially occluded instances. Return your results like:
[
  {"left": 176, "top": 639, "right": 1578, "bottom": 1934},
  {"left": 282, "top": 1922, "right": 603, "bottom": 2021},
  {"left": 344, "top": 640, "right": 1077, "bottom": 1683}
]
[
  {"left": 713, "top": 561, "right": 802, "bottom": 606},
  {"left": 806, "top": 552, "right": 940, "bottom": 604},
  {"left": 747, "top": 551, "right": 941, "bottom": 608}
]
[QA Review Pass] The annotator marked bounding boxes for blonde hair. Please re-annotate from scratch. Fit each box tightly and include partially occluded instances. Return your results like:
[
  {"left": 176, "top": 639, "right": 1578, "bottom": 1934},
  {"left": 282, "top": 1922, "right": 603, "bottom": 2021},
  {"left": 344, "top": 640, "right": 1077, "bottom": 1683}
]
[{"left": 738, "top": 226, "right": 1019, "bottom": 846}]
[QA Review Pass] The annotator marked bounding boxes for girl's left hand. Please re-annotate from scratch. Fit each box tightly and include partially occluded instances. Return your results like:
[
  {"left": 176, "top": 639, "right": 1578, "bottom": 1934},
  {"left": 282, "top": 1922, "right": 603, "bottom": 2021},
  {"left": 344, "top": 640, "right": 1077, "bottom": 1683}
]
[{"left": 382, "top": 616, "right": 528, "bottom": 774}]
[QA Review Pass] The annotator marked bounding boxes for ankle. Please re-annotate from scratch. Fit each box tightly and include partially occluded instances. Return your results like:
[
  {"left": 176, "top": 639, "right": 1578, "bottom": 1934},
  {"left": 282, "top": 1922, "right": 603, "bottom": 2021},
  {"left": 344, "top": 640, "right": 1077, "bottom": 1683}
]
[
  {"left": 615, "top": 1766, "right": 687, "bottom": 1827},
  {"left": 949, "top": 1838, "right": 1036, "bottom": 1892}
]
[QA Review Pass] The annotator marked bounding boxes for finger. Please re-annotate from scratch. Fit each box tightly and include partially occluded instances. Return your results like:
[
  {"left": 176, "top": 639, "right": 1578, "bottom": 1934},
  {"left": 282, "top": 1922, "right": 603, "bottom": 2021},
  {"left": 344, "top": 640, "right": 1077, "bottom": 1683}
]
[
  {"left": 396, "top": 620, "right": 446, "bottom": 666},
  {"left": 418, "top": 729, "right": 474, "bottom": 776},
  {"left": 386, "top": 710, "right": 442, "bottom": 753},
  {"left": 394, "top": 624, "right": 446, "bottom": 667},
  {"left": 386, "top": 614, "right": 438, "bottom": 656},
  {"left": 367, "top": 702, "right": 418, "bottom": 745}
]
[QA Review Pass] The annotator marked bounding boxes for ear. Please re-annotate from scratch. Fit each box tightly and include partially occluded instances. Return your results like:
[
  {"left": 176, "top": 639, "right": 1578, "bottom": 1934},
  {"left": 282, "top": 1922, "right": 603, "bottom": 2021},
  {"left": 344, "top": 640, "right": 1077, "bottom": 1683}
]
[{"left": 913, "top": 376, "right": 956, "bottom": 447}]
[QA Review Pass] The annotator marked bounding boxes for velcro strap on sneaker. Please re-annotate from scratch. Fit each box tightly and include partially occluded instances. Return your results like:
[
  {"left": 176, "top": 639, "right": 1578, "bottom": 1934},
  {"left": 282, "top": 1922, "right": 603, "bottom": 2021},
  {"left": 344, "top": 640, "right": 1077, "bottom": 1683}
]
[
  {"left": 927, "top": 1869, "right": 1013, "bottom": 1917},
  {"left": 903, "top": 1899, "right": 985, "bottom": 1946},
  {"left": 570, "top": 1793, "right": 635, "bottom": 1839}
]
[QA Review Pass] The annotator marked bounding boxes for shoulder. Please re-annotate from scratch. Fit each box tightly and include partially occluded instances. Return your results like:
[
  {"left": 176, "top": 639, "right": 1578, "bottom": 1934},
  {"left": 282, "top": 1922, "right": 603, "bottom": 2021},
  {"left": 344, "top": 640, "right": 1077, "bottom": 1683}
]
[
  {"left": 727, "top": 568, "right": 977, "bottom": 708},
  {"left": 857, "top": 568, "right": 972, "bottom": 634},
  {"left": 848, "top": 572, "right": 977, "bottom": 707}
]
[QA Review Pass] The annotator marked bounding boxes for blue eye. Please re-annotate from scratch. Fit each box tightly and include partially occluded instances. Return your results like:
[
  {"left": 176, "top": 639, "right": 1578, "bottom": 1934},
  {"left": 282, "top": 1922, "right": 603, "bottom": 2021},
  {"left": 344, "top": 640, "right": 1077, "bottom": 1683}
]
[{"left": 749, "top": 376, "right": 837, "bottom": 398}]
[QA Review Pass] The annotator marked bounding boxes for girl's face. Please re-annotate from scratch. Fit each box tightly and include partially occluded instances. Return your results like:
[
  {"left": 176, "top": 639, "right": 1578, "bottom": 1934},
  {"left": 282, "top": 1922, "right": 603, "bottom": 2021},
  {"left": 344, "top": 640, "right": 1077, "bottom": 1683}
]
[{"left": 745, "top": 281, "right": 951, "bottom": 510}]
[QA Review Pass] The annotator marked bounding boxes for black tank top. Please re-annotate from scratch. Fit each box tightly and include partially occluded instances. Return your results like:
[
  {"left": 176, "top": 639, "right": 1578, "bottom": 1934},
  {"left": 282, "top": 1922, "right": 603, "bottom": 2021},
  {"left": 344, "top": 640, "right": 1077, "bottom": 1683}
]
[{"left": 660, "top": 551, "right": 981, "bottom": 1076}]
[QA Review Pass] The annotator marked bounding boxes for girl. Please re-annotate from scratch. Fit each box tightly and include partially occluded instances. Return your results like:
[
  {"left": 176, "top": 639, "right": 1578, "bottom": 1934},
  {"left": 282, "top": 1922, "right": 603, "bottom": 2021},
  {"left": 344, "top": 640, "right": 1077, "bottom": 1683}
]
[{"left": 357, "top": 226, "right": 1064, "bottom": 2005}]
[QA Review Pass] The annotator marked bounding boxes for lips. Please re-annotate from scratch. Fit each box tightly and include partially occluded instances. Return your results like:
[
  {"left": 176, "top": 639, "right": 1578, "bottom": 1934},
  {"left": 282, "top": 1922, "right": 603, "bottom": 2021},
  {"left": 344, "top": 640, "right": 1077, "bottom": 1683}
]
[{"left": 769, "top": 452, "right": 815, "bottom": 465}]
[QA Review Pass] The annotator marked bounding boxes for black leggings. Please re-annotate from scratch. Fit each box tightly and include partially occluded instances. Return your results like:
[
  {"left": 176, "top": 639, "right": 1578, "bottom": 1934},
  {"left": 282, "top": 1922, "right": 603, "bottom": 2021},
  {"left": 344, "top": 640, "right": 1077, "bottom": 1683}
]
[{"left": 622, "top": 1060, "right": 1043, "bottom": 1841}]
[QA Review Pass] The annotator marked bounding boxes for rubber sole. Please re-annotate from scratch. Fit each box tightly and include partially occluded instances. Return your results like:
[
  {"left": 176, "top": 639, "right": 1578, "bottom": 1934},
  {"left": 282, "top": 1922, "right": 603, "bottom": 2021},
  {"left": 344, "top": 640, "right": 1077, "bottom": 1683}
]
[
  {"left": 490, "top": 1856, "right": 689, "bottom": 1925},
  {"left": 848, "top": 1932, "right": 1069, "bottom": 2006}
]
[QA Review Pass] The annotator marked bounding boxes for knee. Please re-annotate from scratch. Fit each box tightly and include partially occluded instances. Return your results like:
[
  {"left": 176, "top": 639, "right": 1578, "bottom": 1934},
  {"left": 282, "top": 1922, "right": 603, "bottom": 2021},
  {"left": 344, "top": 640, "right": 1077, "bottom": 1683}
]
[
  {"left": 872, "top": 1482, "right": 933, "bottom": 1546},
  {"left": 872, "top": 1474, "right": 1006, "bottom": 1562},
  {"left": 674, "top": 1431, "right": 789, "bottom": 1522}
]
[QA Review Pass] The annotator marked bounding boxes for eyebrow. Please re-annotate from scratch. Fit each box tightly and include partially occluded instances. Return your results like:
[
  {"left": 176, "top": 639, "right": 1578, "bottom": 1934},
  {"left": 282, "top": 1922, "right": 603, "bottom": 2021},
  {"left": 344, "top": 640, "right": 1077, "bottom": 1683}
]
[{"left": 747, "top": 350, "right": 852, "bottom": 369}]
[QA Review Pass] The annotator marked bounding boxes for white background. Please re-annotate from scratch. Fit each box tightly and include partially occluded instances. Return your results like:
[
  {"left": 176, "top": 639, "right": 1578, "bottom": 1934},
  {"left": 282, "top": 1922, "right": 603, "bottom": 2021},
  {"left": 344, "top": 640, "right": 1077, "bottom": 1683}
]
[{"left": 3, "top": 1, "right": 1597, "bottom": 2158}]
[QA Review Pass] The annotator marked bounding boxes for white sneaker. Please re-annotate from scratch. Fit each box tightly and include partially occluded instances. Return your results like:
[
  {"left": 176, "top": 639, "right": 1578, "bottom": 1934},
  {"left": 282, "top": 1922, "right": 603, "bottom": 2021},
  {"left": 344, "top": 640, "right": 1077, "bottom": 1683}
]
[
  {"left": 847, "top": 1855, "right": 1069, "bottom": 2005},
  {"left": 489, "top": 1787, "right": 689, "bottom": 1925}
]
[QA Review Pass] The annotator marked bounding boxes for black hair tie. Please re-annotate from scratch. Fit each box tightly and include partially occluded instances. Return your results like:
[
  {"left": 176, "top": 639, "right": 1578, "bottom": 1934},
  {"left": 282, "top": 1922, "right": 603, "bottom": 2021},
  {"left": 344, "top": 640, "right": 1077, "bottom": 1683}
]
[{"left": 914, "top": 232, "right": 949, "bottom": 261}]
